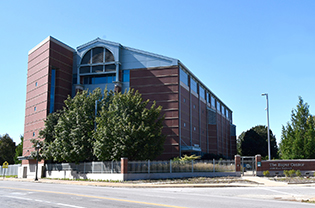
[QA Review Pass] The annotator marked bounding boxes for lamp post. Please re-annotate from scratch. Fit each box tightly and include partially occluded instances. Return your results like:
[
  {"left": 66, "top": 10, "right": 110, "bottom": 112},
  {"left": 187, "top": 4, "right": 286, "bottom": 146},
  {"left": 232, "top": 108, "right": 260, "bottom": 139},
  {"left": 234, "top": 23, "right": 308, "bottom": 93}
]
[
  {"left": 261, "top": 93, "right": 271, "bottom": 160},
  {"left": 35, "top": 143, "right": 40, "bottom": 181}
]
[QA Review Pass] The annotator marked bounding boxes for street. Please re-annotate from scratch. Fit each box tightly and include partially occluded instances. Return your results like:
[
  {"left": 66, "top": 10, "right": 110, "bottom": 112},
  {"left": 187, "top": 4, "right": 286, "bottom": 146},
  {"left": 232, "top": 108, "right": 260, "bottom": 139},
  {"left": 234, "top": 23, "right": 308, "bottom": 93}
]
[{"left": 1, "top": 180, "right": 315, "bottom": 208}]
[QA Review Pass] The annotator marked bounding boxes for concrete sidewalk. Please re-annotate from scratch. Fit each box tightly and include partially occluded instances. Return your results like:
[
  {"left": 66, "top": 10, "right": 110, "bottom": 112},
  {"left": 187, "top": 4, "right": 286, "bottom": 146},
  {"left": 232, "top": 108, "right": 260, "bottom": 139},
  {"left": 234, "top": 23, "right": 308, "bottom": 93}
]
[
  {"left": 242, "top": 176, "right": 288, "bottom": 187},
  {"left": 1, "top": 176, "right": 315, "bottom": 188}
]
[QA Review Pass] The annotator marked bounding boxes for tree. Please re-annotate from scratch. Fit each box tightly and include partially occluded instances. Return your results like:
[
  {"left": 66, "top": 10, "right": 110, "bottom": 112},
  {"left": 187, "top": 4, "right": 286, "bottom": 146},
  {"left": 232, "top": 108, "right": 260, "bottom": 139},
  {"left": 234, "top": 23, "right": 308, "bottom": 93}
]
[
  {"left": 279, "top": 97, "right": 315, "bottom": 159},
  {"left": 237, "top": 125, "right": 278, "bottom": 159},
  {"left": 93, "top": 89, "right": 165, "bottom": 161},
  {"left": 38, "top": 88, "right": 105, "bottom": 163},
  {"left": 0, "top": 134, "right": 16, "bottom": 164},
  {"left": 14, "top": 135, "right": 23, "bottom": 164}
]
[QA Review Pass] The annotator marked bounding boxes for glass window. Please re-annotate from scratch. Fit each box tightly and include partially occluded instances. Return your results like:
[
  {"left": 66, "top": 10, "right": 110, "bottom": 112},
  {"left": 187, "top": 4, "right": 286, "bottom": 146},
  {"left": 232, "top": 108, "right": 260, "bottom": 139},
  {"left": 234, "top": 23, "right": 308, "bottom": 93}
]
[
  {"left": 34, "top": 107, "right": 36, "bottom": 112},
  {"left": 226, "top": 109, "right": 229, "bottom": 119},
  {"left": 92, "top": 47, "right": 104, "bottom": 63},
  {"left": 199, "top": 86, "right": 205, "bottom": 99},
  {"left": 33, "top": 132, "right": 35, "bottom": 137},
  {"left": 92, "top": 65, "right": 103, "bottom": 73},
  {"left": 222, "top": 105, "right": 225, "bottom": 115},
  {"left": 105, "top": 49, "right": 115, "bottom": 62},
  {"left": 81, "top": 50, "right": 91, "bottom": 64},
  {"left": 35, "top": 82, "right": 38, "bottom": 87},
  {"left": 180, "top": 67, "right": 188, "bottom": 86},
  {"left": 190, "top": 78, "right": 197, "bottom": 93},
  {"left": 80, "top": 66, "right": 90, "bottom": 74},
  {"left": 105, "top": 64, "right": 116, "bottom": 72},
  {"left": 216, "top": 101, "right": 220, "bottom": 112},
  {"left": 122, "top": 70, "right": 130, "bottom": 82},
  {"left": 49, "top": 69, "right": 56, "bottom": 113},
  {"left": 207, "top": 93, "right": 210, "bottom": 103},
  {"left": 211, "top": 96, "right": 215, "bottom": 107}
]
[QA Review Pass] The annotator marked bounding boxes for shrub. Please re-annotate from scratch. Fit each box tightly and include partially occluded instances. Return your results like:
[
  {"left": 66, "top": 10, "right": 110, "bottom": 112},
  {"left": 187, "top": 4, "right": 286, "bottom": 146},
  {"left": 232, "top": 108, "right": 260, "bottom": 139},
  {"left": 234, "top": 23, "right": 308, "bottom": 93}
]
[
  {"left": 288, "top": 169, "right": 295, "bottom": 177},
  {"left": 283, "top": 170, "right": 289, "bottom": 177},
  {"left": 263, "top": 170, "right": 270, "bottom": 177},
  {"left": 296, "top": 170, "right": 301, "bottom": 177}
]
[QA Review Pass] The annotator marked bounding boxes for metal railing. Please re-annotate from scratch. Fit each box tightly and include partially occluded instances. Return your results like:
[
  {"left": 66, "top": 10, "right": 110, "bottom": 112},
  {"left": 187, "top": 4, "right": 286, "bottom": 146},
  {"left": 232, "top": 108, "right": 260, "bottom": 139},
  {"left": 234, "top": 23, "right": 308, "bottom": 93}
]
[
  {"left": 0, "top": 164, "right": 21, "bottom": 176},
  {"left": 46, "top": 161, "right": 121, "bottom": 174},
  {"left": 128, "top": 159, "right": 235, "bottom": 174}
]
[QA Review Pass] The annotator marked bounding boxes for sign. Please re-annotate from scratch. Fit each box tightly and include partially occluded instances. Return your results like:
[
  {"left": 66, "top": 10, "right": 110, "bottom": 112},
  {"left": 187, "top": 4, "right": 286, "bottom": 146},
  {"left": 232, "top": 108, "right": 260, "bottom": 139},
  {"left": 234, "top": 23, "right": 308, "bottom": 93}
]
[
  {"left": 2, "top": 161, "right": 8, "bottom": 169},
  {"left": 257, "top": 162, "right": 261, "bottom": 167}
]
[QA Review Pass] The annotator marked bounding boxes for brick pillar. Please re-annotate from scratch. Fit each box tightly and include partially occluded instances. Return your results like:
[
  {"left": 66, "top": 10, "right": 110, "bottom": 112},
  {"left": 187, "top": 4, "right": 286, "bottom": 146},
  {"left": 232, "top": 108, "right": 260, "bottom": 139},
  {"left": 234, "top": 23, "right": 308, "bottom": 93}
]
[
  {"left": 121, "top": 158, "right": 128, "bottom": 174},
  {"left": 235, "top": 155, "right": 241, "bottom": 172},
  {"left": 255, "top": 154, "right": 262, "bottom": 176}
]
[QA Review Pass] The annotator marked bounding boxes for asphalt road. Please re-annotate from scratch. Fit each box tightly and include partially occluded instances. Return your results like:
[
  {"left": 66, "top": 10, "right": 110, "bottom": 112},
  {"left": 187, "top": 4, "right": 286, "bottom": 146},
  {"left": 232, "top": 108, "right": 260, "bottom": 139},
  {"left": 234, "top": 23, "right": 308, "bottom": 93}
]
[{"left": 1, "top": 181, "right": 315, "bottom": 208}]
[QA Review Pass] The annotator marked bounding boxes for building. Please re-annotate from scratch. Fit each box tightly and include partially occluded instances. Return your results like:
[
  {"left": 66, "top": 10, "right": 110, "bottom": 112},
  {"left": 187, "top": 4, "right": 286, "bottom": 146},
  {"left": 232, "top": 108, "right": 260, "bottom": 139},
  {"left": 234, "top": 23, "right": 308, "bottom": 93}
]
[{"left": 21, "top": 36, "right": 236, "bottom": 178}]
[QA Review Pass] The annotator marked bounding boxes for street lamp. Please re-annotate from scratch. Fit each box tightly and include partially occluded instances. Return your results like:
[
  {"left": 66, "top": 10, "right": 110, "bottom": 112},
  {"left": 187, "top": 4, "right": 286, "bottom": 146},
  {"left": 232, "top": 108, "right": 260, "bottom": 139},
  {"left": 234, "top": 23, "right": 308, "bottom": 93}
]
[
  {"left": 35, "top": 143, "right": 40, "bottom": 181},
  {"left": 261, "top": 93, "right": 271, "bottom": 160}
]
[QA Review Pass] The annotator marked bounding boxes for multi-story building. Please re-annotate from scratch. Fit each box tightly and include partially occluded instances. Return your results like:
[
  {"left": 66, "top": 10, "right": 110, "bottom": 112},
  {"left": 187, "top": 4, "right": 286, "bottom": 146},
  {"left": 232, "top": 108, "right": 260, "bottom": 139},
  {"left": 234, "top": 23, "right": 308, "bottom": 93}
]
[{"left": 21, "top": 36, "right": 236, "bottom": 178}]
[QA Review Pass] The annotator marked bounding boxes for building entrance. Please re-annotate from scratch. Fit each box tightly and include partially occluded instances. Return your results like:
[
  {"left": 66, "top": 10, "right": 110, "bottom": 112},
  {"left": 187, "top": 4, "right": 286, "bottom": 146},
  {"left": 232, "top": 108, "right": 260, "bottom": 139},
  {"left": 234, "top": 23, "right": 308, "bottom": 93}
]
[{"left": 241, "top": 156, "right": 256, "bottom": 176}]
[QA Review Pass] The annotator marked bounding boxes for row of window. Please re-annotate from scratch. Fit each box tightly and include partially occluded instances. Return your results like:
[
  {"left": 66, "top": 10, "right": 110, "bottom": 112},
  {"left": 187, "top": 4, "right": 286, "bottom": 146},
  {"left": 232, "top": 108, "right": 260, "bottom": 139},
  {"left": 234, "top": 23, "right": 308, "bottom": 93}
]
[
  {"left": 180, "top": 67, "right": 230, "bottom": 119},
  {"left": 81, "top": 47, "right": 115, "bottom": 65}
]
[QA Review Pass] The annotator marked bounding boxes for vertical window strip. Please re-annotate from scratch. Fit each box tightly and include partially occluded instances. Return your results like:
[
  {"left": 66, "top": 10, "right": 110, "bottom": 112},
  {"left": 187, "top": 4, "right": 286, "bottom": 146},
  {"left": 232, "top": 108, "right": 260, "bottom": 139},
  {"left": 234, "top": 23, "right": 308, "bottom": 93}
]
[{"left": 49, "top": 69, "right": 56, "bottom": 113}]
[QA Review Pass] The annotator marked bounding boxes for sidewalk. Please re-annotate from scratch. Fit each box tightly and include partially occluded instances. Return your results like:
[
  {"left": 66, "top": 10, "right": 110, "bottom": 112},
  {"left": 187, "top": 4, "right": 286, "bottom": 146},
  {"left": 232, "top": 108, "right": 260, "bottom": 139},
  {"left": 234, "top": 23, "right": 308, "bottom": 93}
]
[
  {"left": 2, "top": 176, "right": 315, "bottom": 188},
  {"left": 242, "top": 176, "right": 288, "bottom": 187}
]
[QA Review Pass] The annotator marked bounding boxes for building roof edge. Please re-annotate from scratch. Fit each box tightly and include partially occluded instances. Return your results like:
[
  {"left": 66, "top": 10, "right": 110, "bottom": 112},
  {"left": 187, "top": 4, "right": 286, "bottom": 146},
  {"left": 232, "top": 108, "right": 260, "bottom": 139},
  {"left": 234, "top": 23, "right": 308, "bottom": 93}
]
[{"left": 28, "top": 36, "right": 75, "bottom": 55}]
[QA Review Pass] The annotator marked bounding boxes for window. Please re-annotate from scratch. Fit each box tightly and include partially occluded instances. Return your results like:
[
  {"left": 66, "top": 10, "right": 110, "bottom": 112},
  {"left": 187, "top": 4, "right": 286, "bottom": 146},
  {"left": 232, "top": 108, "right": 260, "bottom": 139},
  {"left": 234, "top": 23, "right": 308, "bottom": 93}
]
[
  {"left": 194, "top": 127, "right": 196, "bottom": 131},
  {"left": 199, "top": 86, "right": 205, "bottom": 99},
  {"left": 207, "top": 93, "right": 210, "bottom": 103},
  {"left": 180, "top": 67, "right": 188, "bottom": 86},
  {"left": 190, "top": 78, "right": 197, "bottom": 93},
  {"left": 83, "top": 75, "right": 116, "bottom": 84},
  {"left": 122, "top": 70, "right": 130, "bottom": 82},
  {"left": 226, "top": 109, "right": 229, "bottom": 119},
  {"left": 217, "top": 101, "right": 220, "bottom": 112},
  {"left": 33, "top": 132, "right": 35, "bottom": 137},
  {"left": 184, "top": 123, "right": 186, "bottom": 127},
  {"left": 35, "top": 82, "right": 38, "bottom": 87},
  {"left": 49, "top": 69, "right": 56, "bottom": 113},
  {"left": 79, "top": 47, "right": 116, "bottom": 76},
  {"left": 211, "top": 96, "right": 215, "bottom": 107},
  {"left": 34, "top": 107, "right": 36, "bottom": 112},
  {"left": 222, "top": 105, "right": 225, "bottom": 115},
  {"left": 193, "top": 104, "right": 196, "bottom": 109},
  {"left": 183, "top": 98, "right": 186, "bottom": 103}
]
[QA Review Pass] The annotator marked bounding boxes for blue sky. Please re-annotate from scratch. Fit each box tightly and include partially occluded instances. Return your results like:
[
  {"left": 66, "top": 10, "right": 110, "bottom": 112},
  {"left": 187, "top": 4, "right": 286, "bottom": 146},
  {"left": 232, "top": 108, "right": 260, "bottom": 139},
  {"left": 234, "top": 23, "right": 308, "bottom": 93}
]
[{"left": 1, "top": 0, "right": 315, "bottom": 145}]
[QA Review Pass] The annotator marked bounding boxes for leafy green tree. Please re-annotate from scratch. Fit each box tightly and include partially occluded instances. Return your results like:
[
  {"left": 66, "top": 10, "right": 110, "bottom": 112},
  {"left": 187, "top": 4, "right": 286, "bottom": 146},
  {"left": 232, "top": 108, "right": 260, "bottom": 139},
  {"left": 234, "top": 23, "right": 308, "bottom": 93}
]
[
  {"left": 94, "top": 89, "right": 165, "bottom": 161},
  {"left": 0, "top": 134, "right": 16, "bottom": 164},
  {"left": 237, "top": 125, "right": 278, "bottom": 159},
  {"left": 14, "top": 135, "right": 23, "bottom": 164},
  {"left": 40, "top": 88, "right": 105, "bottom": 163},
  {"left": 279, "top": 97, "right": 315, "bottom": 159}
]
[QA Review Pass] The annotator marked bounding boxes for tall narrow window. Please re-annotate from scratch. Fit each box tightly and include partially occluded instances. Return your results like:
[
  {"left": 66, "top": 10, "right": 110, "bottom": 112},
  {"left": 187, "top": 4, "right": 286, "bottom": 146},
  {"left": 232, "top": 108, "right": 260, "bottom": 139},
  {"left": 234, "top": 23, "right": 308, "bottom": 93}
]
[
  {"left": 49, "top": 69, "right": 56, "bottom": 113},
  {"left": 122, "top": 70, "right": 130, "bottom": 82},
  {"left": 190, "top": 78, "right": 197, "bottom": 93},
  {"left": 199, "top": 86, "right": 205, "bottom": 99},
  {"left": 180, "top": 67, "right": 189, "bottom": 86}
]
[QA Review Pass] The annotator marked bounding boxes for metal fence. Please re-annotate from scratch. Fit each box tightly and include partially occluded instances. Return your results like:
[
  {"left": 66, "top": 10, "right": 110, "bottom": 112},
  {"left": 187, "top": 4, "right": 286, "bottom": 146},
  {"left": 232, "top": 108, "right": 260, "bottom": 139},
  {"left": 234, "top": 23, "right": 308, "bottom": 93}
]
[
  {"left": 46, "top": 161, "right": 121, "bottom": 174},
  {"left": 128, "top": 159, "right": 235, "bottom": 174},
  {"left": 0, "top": 164, "right": 21, "bottom": 176}
]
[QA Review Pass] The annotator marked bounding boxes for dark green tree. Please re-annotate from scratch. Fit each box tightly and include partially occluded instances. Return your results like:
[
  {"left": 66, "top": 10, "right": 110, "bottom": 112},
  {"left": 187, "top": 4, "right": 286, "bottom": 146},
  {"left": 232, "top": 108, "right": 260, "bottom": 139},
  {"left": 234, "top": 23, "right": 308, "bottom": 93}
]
[
  {"left": 14, "top": 135, "right": 23, "bottom": 164},
  {"left": 94, "top": 89, "right": 165, "bottom": 161},
  {"left": 237, "top": 125, "right": 278, "bottom": 159},
  {"left": 0, "top": 134, "right": 16, "bottom": 164},
  {"left": 279, "top": 97, "right": 315, "bottom": 159}
]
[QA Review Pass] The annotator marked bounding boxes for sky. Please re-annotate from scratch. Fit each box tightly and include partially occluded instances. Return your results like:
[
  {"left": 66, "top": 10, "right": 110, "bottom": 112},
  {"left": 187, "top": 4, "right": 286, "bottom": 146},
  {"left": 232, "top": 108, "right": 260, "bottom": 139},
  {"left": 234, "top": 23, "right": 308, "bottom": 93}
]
[{"left": 1, "top": 0, "right": 315, "bottom": 145}]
